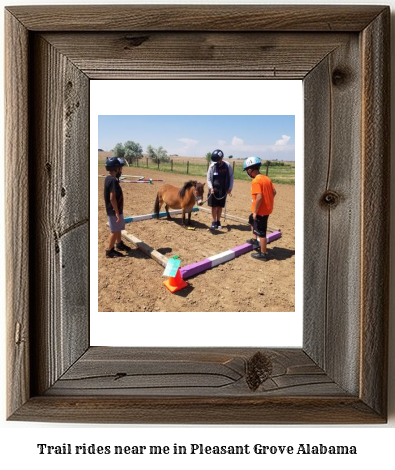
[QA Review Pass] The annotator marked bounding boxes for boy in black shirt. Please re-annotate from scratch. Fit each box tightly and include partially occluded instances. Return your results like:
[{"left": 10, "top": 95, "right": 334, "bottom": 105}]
[{"left": 104, "top": 157, "right": 130, "bottom": 257}]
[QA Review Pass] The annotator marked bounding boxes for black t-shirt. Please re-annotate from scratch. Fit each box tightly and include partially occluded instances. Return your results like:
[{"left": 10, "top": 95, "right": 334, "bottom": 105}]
[
  {"left": 104, "top": 176, "right": 124, "bottom": 216},
  {"left": 212, "top": 162, "right": 229, "bottom": 192}
]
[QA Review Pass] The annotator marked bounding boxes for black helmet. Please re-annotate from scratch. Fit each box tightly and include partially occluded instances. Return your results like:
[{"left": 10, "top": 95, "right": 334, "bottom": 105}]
[
  {"left": 105, "top": 157, "right": 125, "bottom": 171},
  {"left": 211, "top": 149, "right": 224, "bottom": 162}
]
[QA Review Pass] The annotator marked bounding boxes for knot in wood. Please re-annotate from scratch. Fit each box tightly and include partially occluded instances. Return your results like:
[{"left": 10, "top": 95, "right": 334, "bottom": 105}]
[
  {"left": 321, "top": 190, "right": 340, "bottom": 207},
  {"left": 123, "top": 35, "right": 150, "bottom": 48},
  {"left": 246, "top": 351, "right": 273, "bottom": 391},
  {"left": 332, "top": 68, "right": 348, "bottom": 87}
]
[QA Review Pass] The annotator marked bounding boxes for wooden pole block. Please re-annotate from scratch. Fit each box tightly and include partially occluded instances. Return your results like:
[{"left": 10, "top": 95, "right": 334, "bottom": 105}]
[{"left": 121, "top": 230, "right": 168, "bottom": 267}]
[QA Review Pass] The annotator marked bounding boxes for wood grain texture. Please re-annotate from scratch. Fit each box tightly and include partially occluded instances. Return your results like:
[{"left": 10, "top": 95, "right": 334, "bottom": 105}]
[
  {"left": 59, "top": 226, "right": 89, "bottom": 368},
  {"left": 11, "top": 348, "right": 384, "bottom": 424},
  {"left": 29, "top": 34, "right": 90, "bottom": 396},
  {"left": 5, "top": 10, "right": 30, "bottom": 418},
  {"left": 303, "top": 56, "right": 331, "bottom": 370},
  {"left": 41, "top": 32, "right": 350, "bottom": 80},
  {"left": 5, "top": 5, "right": 386, "bottom": 32},
  {"left": 360, "top": 9, "right": 390, "bottom": 418},
  {"left": 10, "top": 396, "right": 384, "bottom": 425},
  {"left": 5, "top": 5, "right": 389, "bottom": 424},
  {"left": 304, "top": 36, "right": 362, "bottom": 395},
  {"left": 46, "top": 347, "right": 344, "bottom": 397}
]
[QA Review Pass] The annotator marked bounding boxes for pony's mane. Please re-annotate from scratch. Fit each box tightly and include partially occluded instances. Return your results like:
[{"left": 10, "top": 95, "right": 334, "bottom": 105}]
[{"left": 179, "top": 180, "right": 198, "bottom": 198}]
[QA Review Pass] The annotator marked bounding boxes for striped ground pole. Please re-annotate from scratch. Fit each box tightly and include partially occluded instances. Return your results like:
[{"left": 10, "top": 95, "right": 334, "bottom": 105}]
[
  {"left": 125, "top": 207, "right": 199, "bottom": 223},
  {"left": 180, "top": 230, "right": 282, "bottom": 279}
]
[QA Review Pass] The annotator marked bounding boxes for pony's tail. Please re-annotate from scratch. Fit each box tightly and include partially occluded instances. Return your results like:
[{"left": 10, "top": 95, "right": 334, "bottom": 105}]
[{"left": 154, "top": 194, "right": 160, "bottom": 218}]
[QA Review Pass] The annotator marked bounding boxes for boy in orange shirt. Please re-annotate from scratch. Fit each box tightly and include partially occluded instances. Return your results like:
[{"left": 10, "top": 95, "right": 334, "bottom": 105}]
[{"left": 243, "top": 156, "right": 276, "bottom": 261}]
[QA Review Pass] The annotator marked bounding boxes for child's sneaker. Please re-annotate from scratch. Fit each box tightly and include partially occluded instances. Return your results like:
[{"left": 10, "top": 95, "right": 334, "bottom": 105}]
[
  {"left": 116, "top": 240, "right": 130, "bottom": 251},
  {"left": 216, "top": 221, "right": 222, "bottom": 229},
  {"left": 106, "top": 248, "right": 123, "bottom": 258},
  {"left": 251, "top": 251, "right": 270, "bottom": 261},
  {"left": 246, "top": 238, "right": 260, "bottom": 250},
  {"left": 210, "top": 222, "right": 217, "bottom": 230}
]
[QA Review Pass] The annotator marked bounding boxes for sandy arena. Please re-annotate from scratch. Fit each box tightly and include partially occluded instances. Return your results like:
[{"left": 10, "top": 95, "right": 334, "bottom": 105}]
[{"left": 98, "top": 166, "right": 295, "bottom": 312}]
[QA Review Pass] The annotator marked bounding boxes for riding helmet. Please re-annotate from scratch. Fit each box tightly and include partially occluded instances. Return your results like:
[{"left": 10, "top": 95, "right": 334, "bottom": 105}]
[
  {"left": 211, "top": 149, "right": 224, "bottom": 162},
  {"left": 243, "top": 156, "right": 262, "bottom": 171},
  {"left": 105, "top": 157, "right": 125, "bottom": 171}
]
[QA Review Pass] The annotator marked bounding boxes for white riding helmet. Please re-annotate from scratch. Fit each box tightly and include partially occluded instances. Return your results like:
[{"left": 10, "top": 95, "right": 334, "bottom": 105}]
[{"left": 243, "top": 156, "right": 262, "bottom": 171}]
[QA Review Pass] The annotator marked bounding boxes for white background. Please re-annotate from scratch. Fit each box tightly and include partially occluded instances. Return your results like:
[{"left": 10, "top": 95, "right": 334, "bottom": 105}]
[
  {"left": 90, "top": 79, "right": 304, "bottom": 348},
  {"left": 1, "top": 1, "right": 394, "bottom": 469}
]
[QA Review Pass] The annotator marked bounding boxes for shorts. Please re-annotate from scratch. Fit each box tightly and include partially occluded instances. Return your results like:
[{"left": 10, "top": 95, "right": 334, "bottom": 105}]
[
  {"left": 248, "top": 213, "right": 269, "bottom": 238},
  {"left": 108, "top": 214, "right": 125, "bottom": 233},
  {"left": 208, "top": 189, "right": 227, "bottom": 208}
]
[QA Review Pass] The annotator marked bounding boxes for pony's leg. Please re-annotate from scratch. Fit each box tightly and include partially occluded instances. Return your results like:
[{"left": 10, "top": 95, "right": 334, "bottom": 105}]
[
  {"left": 154, "top": 194, "right": 162, "bottom": 218},
  {"left": 165, "top": 204, "right": 172, "bottom": 219},
  {"left": 187, "top": 210, "right": 192, "bottom": 226}
]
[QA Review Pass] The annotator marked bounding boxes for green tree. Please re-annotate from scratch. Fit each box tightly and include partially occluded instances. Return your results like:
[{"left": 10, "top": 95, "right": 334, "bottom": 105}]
[
  {"left": 228, "top": 155, "right": 233, "bottom": 159},
  {"left": 205, "top": 152, "right": 212, "bottom": 163},
  {"left": 113, "top": 142, "right": 125, "bottom": 159},
  {"left": 124, "top": 140, "right": 143, "bottom": 164},
  {"left": 147, "top": 145, "right": 170, "bottom": 163}
]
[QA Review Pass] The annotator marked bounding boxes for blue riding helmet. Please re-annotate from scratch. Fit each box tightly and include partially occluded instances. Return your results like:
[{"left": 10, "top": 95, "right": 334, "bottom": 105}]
[
  {"left": 243, "top": 156, "right": 262, "bottom": 171},
  {"left": 105, "top": 157, "right": 125, "bottom": 171},
  {"left": 211, "top": 149, "right": 224, "bottom": 162}
]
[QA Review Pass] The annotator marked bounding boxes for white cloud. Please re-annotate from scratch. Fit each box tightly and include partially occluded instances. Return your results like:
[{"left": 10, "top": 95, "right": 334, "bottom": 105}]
[
  {"left": 207, "top": 134, "right": 294, "bottom": 160},
  {"left": 175, "top": 137, "right": 199, "bottom": 156},
  {"left": 231, "top": 136, "right": 244, "bottom": 147},
  {"left": 275, "top": 135, "right": 291, "bottom": 146},
  {"left": 178, "top": 138, "right": 198, "bottom": 147}
]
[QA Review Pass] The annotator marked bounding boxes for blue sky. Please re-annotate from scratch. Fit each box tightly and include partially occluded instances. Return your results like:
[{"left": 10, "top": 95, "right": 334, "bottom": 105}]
[{"left": 98, "top": 115, "right": 295, "bottom": 161}]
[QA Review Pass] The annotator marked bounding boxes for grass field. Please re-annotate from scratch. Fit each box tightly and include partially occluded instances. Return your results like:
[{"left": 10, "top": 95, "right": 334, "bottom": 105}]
[{"left": 98, "top": 151, "right": 295, "bottom": 184}]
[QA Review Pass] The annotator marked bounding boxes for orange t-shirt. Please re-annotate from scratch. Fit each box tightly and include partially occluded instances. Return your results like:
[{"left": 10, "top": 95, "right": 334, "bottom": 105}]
[{"left": 251, "top": 174, "right": 275, "bottom": 216}]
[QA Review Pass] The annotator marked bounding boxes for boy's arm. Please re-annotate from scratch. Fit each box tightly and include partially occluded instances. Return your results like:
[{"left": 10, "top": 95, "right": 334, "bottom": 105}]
[
  {"left": 110, "top": 191, "right": 120, "bottom": 222},
  {"left": 227, "top": 162, "right": 234, "bottom": 194},
  {"left": 207, "top": 165, "right": 214, "bottom": 193},
  {"left": 253, "top": 193, "right": 263, "bottom": 219}
]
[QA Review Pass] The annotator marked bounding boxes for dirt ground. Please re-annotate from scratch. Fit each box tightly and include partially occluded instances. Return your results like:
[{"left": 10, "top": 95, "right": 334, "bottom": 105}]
[{"left": 98, "top": 165, "right": 295, "bottom": 312}]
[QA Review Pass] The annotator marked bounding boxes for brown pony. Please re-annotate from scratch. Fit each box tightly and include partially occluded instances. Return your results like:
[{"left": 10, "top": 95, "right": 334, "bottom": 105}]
[{"left": 154, "top": 180, "right": 205, "bottom": 226}]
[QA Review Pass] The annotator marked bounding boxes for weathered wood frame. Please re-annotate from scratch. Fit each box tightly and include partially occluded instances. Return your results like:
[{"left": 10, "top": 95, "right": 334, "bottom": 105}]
[{"left": 5, "top": 5, "right": 389, "bottom": 423}]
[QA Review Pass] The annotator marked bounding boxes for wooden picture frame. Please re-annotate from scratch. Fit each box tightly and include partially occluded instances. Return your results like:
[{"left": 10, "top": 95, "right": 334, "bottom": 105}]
[{"left": 5, "top": 5, "right": 389, "bottom": 424}]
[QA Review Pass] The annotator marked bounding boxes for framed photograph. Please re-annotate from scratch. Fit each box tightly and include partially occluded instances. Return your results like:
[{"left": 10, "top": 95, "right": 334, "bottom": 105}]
[
  {"left": 91, "top": 82, "right": 301, "bottom": 341},
  {"left": 5, "top": 5, "right": 389, "bottom": 423}
]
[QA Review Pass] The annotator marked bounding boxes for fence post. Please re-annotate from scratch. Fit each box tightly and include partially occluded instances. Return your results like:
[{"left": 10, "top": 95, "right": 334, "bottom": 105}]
[
  {"left": 158, "top": 159, "right": 160, "bottom": 170},
  {"left": 187, "top": 161, "right": 189, "bottom": 174},
  {"left": 146, "top": 158, "right": 148, "bottom": 168},
  {"left": 266, "top": 160, "right": 270, "bottom": 176},
  {"left": 232, "top": 161, "right": 235, "bottom": 172},
  {"left": 171, "top": 159, "right": 173, "bottom": 171}
]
